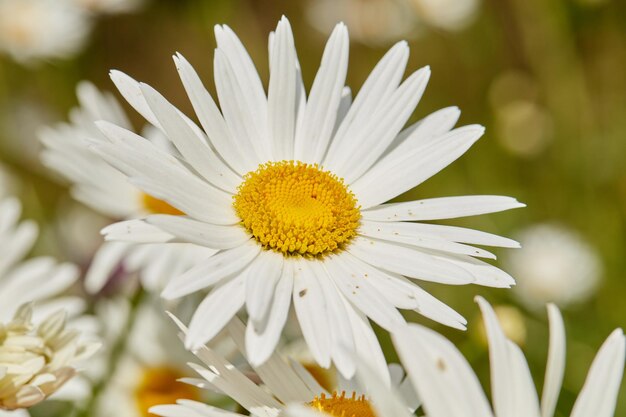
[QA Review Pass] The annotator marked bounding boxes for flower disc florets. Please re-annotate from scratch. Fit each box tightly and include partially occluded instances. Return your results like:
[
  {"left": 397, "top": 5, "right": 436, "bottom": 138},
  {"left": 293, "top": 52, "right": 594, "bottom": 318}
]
[
  {"left": 233, "top": 161, "right": 361, "bottom": 257},
  {"left": 309, "top": 391, "right": 376, "bottom": 417}
]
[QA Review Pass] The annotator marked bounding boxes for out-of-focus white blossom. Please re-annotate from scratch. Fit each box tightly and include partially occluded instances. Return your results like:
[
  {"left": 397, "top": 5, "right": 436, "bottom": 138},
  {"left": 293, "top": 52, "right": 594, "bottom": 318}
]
[
  {"left": 306, "top": 0, "right": 419, "bottom": 45},
  {"left": 71, "top": 0, "right": 144, "bottom": 15},
  {"left": 495, "top": 100, "right": 553, "bottom": 157},
  {"left": 0, "top": 304, "right": 99, "bottom": 410},
  {"left": 489, "top": 72, "right": 553, "bottom": 157},
  {"left": 0, "top": 0, "right": 91, "bottom": 63},
  {"left": 91, "top": 298, "right": 223, "bottom": 417},
  {"left": 409, "top": 0, "right": 480, "bottom": 31},
  {"left": 505, "top": 224, "right": 602, "bottom": 310}
]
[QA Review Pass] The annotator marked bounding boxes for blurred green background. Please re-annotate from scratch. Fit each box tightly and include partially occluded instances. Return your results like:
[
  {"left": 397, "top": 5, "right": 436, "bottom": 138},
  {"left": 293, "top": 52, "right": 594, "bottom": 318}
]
[{"left": 0, "top": 0, "right": 625, "bottom": 415}]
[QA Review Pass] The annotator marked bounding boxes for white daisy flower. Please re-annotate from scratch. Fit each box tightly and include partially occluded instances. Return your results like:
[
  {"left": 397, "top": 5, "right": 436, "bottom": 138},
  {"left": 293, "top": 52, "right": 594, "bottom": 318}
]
[
  {"left": 0, "top": 304, "right": 99, "bottom": 411},
  {"left": 90, "top": 16, "right": 523, "bottom": 377},
  {"left": 0, "top": 197, "right": 83, "bottom": 321},
  {"left": 91, "top": 299, "right": 214, "bottom": 417},
  {"left": 0, "top": 198, "right": 100, "bottom": 413},
  {"left": 0, "top": 0, "right": 90, "bottom": 63},
  {"left": 40, "top": 82, "right": 217, "bottom": 294},
  {"left": 150, "top": 315, "right": 419, "bottom": 417},
  {"left": 505, "top": 223, "right": 602, "bottom": 310},
  {"left": 394, "top": 296, "right": 625, "bottom": 417}
]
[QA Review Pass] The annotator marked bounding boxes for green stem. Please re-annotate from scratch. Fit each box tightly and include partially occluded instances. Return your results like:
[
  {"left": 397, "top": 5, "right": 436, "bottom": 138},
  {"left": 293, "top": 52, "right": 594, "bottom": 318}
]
[{"left": 76, "top": 288, "right": 146, "bottom": 417}]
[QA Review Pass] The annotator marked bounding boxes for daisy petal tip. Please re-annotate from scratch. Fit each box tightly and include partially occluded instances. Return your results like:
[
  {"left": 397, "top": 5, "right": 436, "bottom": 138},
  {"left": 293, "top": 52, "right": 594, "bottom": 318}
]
[{"left": 473, "top": 295, "right": 488, "bottom": 305}]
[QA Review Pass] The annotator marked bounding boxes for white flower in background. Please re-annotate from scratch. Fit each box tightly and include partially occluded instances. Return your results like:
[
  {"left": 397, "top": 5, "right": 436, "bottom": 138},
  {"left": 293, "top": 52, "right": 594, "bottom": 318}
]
[
  {"left": 40, "top": 82, "right": 216, "bottom": 294},
  {"left": 71, "top": 0, "right": 144, "bottom": 15},
  {"left": 0, "top": 197, "right": 84, "bottom": 321},
  {"left": 0, "top": 198, "right": 95, "bottom": 416},
  {"left": 90, "top": 16, "right": 523, "bottom": 378},
  {"left": 489, "top": 72, "right": 553, "bottom": 158},
  {"left": 505, "top": 224, "right": 602, "bottom": 310},
  {"left": 150, "top": 316, "right": 419, "bottom": 417},
  {"left": 92, "top": 299, "right": 215, "bottom": 417},
  {"left": 0, "top": 0, "right": 90, "bottom": 63},
  {"left": 409, "top": 0, "right": 481, "bottom": 31},
  {"left": 0, "top": 304, "right": 99, "bottom": 411},
  {"left": 306, "top": 0, "right": 419, "bottom": 46},
  {"left": 393, "top": 296, "right": 625, "bottom": 417}
]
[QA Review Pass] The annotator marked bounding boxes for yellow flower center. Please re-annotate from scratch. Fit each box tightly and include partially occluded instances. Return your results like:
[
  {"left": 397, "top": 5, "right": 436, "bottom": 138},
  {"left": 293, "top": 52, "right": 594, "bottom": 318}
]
[
  {"left": 233, "top": 161, "right": 361, "bottom": 257},
  {"left": 309, "top": 391, "right": 376, "bottom": 417},
  {"left": 134, "top": 367, "right": 199, "bottom": 417},
  {"left": 141, "top": 193, "right": 184, "bottom": 215}
]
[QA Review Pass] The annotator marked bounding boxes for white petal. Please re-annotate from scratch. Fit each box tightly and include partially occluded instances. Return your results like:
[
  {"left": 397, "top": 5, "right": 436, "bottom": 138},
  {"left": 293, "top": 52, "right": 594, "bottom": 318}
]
[
  {"left": 213, "top": 50, "right": 269, "bottom": 170},
  {"left": 326, "top": 253, "right": 406, "bottom": 331},
  {"left": 341, "top": 256, "right": 419, "bottom": 310},
  {"left": 369, "top": 221, "right": 521, "bottom": 248},
  {"left": 362, "top": 196, "right": 525, "bottom": 222},
  {"left": 93, "top": 122, "right": 237, "bottom": 225},
  {"left": 139, "top": 83, "right": 241, "bottom": 192},
  {"left": 244, "top": 251, "right": 284, "bottom": 329},
  {"left": 173, "top": 53, "right": 246, "bottom": 175},
  {"left": 314, "top": 261, "right": 357, "bottom": 378},
  {"left": 146, "top": 215, "right": 250, "bottom": 250},
  {"left": 338, "top": 66, "right": 431, "bottom": 183},
  {"left": 102, "top": 219, "right": 174, "bottom": 243},
  {"left": 109, "top": 70, "right": 160, "bottom": 128},
  {"left": 151, "top": 401, "right": 247, "bottom": 417},
  {"left": 227, "top": 317, "right": 314, "bottom": 403},
  {"left": 343, "top": 301, "right": 390, "bottom": 387},
  {"left": 84, "top": 241, "right": 130, "bottom": 293},
  {"left": 0, "top": 258, "right": 78, "bottom": 313},
  {"left": 352, "top": 125, "right": 485, "bottom": 209},
  {"left": 282, "top": 405, "right": 327, "bottom": 417},
  {"left": 540, "top": 304, "right": 565, "bottom": 417},
  {"left": 356, "top": 359, "right": 414, "bottom": 417},
  {"left": 0, "top": 220, "right": 37, "bottom": 277},
  {"left": 185, "top": 274, "right": 247, "bottom": 350},
  {"left": 162, "top": 242, "right": 260, "bottom": 299},
  {"left": 347, "top": 236, "right": 475, "bottom": 285},
  {"left": 187, "top": 350, "right": 281, "bottom": 416},
  {"left": 332, "top": 87, "right": 352, "bottom": 137},
  {"left": 400, "top": 277, "right": 467, "bottom": 330},
  {"left": 267, "top": 16, "right": 298, "bottom": 161},
  {"left": 393, "top": 324, "right": 495, "bottom": 417},
  {"left": 292, "top": 259, "right": 332, "bottom": 368},
  {"left": 214, "top": 24, "right": 267, "bottom": 134},
  {"left": 429, "top": 252, "right": 515, "bottom": 288},
  {"left": 293, "top": 23, "right": 349, "bottom": 163},
  {"left": 359, "top": 220, "right": 496, "bottom": 259},
  {"left": 325, "top": 41, "right": 409, "bottom": 172},
  {"left": 383, "top": 106, "right": 461, "bottom": 160},
  {"left": 244, "top": 261, "right": 294, "bottom": 367},
  {"left": 570, "top": 328, "right": 625, "bottom": 417},
  {"left": 476, "top": 296, "right": 541, "bottom": 417}
]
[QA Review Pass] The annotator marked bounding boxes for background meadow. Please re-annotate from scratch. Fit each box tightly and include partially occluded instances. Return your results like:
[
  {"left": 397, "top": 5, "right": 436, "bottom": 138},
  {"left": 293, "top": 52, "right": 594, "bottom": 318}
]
[{"left": 0, "top": 0, "right": 625, "bottom": 415}]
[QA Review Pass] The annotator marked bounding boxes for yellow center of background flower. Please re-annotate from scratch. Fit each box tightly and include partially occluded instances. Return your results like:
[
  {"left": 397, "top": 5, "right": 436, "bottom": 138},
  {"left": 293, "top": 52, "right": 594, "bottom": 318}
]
[
  {"left": 309, "top": 391, "right": 376, "bottom": 417},
  {"left": 141, "top": 193, "right": 184, "bottom": 215},
  {"left": 134, "top": 367, "right": 199, "bottom": 417},
  {"left": 233, "top": 161, "right": 360, "bottom": 257}
]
